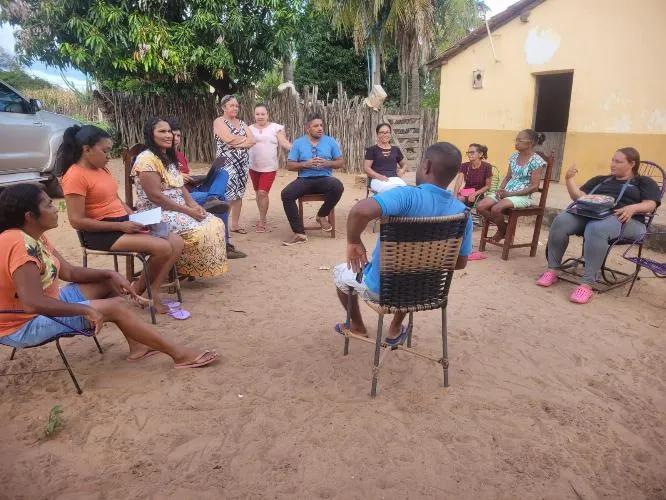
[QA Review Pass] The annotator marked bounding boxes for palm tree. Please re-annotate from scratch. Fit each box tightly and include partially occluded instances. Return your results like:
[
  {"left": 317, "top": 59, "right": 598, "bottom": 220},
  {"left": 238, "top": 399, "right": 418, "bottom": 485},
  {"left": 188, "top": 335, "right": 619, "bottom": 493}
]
[{"left": 315, "top": 0, "right": 483, "bottom": 111}]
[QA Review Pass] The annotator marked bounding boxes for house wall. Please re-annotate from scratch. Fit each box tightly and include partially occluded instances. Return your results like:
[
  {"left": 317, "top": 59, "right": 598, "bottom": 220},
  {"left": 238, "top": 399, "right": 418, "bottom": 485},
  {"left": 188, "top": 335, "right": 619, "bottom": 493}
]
[{"left": 436, "top": 0, "right": 666, "bottom": 181}]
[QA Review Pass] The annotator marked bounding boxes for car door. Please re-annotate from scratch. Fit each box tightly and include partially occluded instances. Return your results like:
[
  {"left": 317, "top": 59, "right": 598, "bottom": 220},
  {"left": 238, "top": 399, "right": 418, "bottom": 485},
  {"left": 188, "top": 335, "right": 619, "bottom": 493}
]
[{"left": 0, "top": 82, "right": 51, "bottom": 175}]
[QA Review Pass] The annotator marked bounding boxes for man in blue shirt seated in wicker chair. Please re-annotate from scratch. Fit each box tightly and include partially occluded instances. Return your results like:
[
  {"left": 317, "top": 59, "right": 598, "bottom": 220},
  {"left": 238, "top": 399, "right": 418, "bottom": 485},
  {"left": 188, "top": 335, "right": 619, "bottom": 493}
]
[{"left": 333, "top": 142, "right": 473, "bottom": 346}]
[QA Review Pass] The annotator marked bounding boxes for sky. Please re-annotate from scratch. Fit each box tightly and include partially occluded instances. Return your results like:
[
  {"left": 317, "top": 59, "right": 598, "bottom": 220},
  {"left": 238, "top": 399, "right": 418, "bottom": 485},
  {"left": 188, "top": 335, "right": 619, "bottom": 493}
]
[{"left": 0, "top": 0, "right": 518, "bottom": 91}]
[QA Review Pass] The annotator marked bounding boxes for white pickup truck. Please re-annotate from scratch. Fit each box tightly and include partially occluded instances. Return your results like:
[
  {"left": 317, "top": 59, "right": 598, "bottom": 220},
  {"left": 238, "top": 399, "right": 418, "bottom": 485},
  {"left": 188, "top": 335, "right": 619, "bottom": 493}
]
[{"left": 0, "top": 79, "right": 81, "bottom": 197}]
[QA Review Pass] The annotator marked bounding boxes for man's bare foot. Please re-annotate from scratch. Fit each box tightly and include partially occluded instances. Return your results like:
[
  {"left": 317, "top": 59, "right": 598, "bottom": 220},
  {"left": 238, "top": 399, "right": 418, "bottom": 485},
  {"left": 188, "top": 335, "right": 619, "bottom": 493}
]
[
  {"left": 489, "top": 231, "right": 505, "bottom": 243},
  {"left": 316, "top": 216, "right": 333, "bottom": 232},
  {"left": 282, "top": 233, "right": 308, "bottom": 246},
  {"left": 335, "top": 322, "right": 368, "bottom": 338}
]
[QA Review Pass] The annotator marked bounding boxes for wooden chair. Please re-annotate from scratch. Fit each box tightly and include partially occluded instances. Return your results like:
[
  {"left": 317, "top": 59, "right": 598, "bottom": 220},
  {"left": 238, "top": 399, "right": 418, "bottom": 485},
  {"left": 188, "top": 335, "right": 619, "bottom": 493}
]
[
  {"left": 479, "top": 152, "right": 554, "bottom": 260},
  {"left": 340, "top": 212, "right": 469, "bottom": 397},
  {"left": 556, "top": 161, "right": 665, "bottom": 293},
  {"left": 1, "top": 311, "right": 103, "bottom": 394},
  {"left": 298, "top": 194, "right": 336, "bottom": 238}
]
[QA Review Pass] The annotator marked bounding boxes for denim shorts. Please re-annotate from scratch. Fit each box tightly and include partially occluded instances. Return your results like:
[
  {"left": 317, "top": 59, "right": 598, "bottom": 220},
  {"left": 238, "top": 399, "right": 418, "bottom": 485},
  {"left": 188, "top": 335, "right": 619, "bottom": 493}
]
[{"left": 0, "top": 284, "right": 91, "bottom": 349}]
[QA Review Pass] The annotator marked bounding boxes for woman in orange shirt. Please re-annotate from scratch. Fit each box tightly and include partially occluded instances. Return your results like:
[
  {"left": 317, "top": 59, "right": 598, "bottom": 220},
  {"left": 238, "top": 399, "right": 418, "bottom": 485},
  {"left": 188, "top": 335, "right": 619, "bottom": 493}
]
[
  {"left": 59, "top": 125, "right": 184, "bottom": 314},
  {"left": 0, "top": 183, "right": 217, "bottom": 368}
]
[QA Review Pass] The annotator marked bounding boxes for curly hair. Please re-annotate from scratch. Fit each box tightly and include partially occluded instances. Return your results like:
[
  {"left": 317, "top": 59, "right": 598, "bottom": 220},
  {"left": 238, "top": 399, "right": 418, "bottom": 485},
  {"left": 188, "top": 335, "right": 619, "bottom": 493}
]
[{"left": 0, "top": 184, "right": 44, "bottom": 233}]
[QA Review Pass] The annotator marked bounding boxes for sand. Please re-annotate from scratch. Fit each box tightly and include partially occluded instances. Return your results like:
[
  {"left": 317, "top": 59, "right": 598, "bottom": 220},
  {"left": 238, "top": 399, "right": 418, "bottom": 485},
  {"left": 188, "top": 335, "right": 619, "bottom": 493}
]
[{"left": 1, "top": 160, "right": 665, "bottom": 499}]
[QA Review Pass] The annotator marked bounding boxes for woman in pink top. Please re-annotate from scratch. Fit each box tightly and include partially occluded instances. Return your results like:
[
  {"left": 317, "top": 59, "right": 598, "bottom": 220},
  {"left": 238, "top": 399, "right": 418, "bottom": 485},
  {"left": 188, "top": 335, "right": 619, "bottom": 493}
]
[{"left": 248, "top": 104, "right": 292, "bottom": 233}]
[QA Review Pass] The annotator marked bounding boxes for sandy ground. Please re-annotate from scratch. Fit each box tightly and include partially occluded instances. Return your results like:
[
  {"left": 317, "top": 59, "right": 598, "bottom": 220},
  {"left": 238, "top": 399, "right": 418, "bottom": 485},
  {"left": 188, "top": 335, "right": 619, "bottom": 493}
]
[{"left": 1, "top": 160, "right": 665, "bottom": 499}]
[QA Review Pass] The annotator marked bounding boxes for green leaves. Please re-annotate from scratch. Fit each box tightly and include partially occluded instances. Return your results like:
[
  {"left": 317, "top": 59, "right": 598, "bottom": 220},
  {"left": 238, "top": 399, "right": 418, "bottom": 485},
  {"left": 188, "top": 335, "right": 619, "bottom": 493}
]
[{"left": 1, "top": 0, "right": 298, "bottom": 95}]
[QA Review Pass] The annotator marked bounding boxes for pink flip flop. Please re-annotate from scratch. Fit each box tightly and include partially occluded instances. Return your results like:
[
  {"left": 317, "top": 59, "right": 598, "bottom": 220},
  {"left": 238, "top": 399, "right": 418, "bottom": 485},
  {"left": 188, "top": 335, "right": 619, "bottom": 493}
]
[
  {"left": 536, "top": 271, "right": 558, "bottom": 287},
  {"left": 569, "top": 286, "right": 594, "bottom": 304},
  {"left": 468, "top": 251, "right": 487, "bottom": 261},
  {"left": 175, "top": 350, "right": 218, "bottom": 369}
]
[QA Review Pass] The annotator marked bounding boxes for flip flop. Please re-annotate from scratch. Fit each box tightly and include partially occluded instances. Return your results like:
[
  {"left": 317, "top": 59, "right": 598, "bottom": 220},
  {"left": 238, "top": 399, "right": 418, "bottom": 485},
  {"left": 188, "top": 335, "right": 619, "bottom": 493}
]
[
  {"left": 255, "top": 222, "right": 266, "bottom": 233},
  {"left": 174, "top": 350, "right": 218, "bottom": 369},
  {"left": 167, "top": 307, "right": 191, "bottom": 320},
  {"left": 230, "top": 228, "right": 248, "bottom": 234},
  {"left": 384, "top": 326, "right": 409, "bottom": 347},
  {"left": 161, "top": 299, "right": 181, "bottom": 309},
  {"left": 127, "top": 349, "right": 160, "bottom": 362},
  {"left": 468, "top": 251, "right": 487, "bottom": 261},
  {"left": 334, "top": 322, "right": 368, "bottom": 338}
]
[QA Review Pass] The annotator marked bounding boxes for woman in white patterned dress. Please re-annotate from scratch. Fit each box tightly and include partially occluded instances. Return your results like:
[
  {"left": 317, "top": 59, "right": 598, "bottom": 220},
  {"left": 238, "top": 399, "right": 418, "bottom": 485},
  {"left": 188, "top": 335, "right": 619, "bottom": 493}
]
[
  {"left": 213, "top": 95, "right": 256, "bottom": 234},
  {"left": 131, "top": 118, "right": 227, "bottom": 278}
]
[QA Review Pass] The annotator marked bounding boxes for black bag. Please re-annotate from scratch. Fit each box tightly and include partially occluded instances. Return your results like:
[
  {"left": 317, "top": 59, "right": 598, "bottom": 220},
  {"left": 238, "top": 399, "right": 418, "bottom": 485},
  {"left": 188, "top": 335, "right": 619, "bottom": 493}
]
[{"left": 567, "top": 177, "right": 631, "bottom": 220}]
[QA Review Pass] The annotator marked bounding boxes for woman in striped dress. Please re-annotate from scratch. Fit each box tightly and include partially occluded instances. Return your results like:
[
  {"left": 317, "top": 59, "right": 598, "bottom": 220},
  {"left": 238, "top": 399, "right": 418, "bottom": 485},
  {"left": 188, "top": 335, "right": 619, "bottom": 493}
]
[{"left": 213, "top": 95, "right": 256, "bottom": 234}]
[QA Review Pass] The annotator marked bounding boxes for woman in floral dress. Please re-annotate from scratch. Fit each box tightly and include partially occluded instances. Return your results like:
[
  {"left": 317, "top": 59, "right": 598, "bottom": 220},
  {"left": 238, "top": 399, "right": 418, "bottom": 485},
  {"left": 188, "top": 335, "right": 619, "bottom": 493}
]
[
  {"left": 213, "top": 95, "right": 256, "bottom": 234},
  {"left": 131, "top": 118, "right": 227, "bottom": 278}
]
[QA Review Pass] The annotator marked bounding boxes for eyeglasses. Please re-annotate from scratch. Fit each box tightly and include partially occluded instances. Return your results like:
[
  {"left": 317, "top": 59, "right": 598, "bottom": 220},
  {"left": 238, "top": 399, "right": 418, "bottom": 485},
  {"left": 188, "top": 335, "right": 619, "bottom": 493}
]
[
  {"left": 515, "top": 138, "right": 531, "bottom": 143},
  {"left": 466, "top": 151, "right": 478, "bottom": 155},
  {"left": 378, "top": 130, "right": 391, "bottom": 134}
]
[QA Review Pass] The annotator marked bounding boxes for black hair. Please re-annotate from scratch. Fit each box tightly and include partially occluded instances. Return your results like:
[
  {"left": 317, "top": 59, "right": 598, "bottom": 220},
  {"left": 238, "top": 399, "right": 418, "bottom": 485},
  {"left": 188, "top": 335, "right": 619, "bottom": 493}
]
[
  {"left": 142, "top": 117, "right": 178, "bottom": 167},
  {"left": 469, "top": 143, "right": 488, "bottom": 159},
  {"left": 617, "top": 147, "right": 641, "bottom": 174},
  {"left": 255, "top": 103, "right": 269, "bottom": 112},
  {"left": 520, "top": 129, "right": 546, "bottom": 146},
  {"left": 424, "top": 142, "right": 462, "bottom": 185},
  {"left": 0, "top": 183, "right": 44, "bottom": 233},
  {"left": 305, "top": 112, "right": 323, "bottom": 125},
  {"left": 168, "top": 118, "right": 181, "bottom": 133},
  {"left": 376, "top": 123, "right": 392, "bottom": 134},
  {"left": 55, "top": 125, "right": 111, "bottom": 176}
]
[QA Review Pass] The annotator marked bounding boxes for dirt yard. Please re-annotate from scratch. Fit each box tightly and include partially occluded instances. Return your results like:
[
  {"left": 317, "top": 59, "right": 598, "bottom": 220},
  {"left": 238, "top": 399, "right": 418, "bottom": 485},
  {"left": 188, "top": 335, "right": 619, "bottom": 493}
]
[{"left": 1, "top": 160, "right": 664, "bottom": 499}]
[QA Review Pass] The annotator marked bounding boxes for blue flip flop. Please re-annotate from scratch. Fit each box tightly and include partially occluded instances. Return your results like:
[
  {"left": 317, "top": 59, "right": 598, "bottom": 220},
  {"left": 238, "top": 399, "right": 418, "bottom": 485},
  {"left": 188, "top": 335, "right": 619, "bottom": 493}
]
[
  {"left": 334, "top": 323, "right": 350, "bottom": 335},
  {"left": 384, "top": 326, "right": 409, "bottom": 347}
]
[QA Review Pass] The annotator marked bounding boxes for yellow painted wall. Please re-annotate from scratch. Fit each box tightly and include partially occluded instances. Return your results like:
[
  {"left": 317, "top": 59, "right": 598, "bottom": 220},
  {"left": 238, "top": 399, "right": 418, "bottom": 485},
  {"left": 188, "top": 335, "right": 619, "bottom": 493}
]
[{"left": 436, "top": 0, "right": 666, "bottom": 181}]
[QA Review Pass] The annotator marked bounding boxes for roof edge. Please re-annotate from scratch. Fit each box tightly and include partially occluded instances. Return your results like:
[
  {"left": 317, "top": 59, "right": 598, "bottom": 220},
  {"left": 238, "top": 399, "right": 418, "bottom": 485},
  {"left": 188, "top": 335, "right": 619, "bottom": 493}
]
[{"left": 427, "top": 0, "right": 548, "bottom": 69}]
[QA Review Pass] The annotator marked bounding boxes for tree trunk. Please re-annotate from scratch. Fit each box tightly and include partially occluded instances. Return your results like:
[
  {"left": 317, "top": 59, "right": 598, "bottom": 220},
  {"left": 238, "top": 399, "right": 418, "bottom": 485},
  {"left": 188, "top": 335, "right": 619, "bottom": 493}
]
[
  {"left": 282, "top": 51, "right": 294, "bottom": 82},
  {"left": 409, "top": 64, "right": 420, "bottom": 112},
  {"left": 400, "top": 73, "right": 409, "bottom": 112},
  {"left": 371, "top": 44, "right": 382, "bottom": 88}
]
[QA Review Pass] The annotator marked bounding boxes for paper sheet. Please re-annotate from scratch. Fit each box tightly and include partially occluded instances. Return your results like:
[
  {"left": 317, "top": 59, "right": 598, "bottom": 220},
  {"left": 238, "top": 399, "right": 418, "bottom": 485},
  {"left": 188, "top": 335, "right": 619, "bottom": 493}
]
[{"left": 129, "top": 207, "right": 162, "bottom": 225}]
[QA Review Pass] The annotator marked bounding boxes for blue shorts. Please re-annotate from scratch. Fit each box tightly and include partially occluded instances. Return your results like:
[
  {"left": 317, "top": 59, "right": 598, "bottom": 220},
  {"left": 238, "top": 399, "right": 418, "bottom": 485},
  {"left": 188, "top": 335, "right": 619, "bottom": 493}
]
[{"left": 0, "top": 284, "right": 91, "bottom": 349}]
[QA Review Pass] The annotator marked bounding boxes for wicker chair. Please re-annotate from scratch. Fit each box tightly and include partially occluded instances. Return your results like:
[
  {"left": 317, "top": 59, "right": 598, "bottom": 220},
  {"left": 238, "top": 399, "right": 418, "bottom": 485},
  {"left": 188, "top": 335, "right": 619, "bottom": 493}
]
[
  {"left": 1, "top": 312, "right": 103, "bottom": 394},
  {"left": 554, "top": 161, "right": 665, "bottom": 293},
  {"left": 340, "top": 212, "right": 469, "bottom": 397}
]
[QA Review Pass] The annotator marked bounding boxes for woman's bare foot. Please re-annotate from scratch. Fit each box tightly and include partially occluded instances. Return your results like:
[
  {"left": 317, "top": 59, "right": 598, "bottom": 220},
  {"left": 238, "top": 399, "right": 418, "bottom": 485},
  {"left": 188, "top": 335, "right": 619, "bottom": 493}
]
[
  {"left": 127, "top": 347, "right": 160, "bottom": 362},
  {"left": 172, "top": 347, "right": 218, "bottom": 368}
]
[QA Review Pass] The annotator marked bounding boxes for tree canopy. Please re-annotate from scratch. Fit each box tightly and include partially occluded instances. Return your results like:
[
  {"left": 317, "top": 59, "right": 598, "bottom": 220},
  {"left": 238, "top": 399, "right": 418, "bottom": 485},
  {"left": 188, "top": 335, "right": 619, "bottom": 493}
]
[{"left": 0, "top": 0, "right": 296, "bottom": 95}]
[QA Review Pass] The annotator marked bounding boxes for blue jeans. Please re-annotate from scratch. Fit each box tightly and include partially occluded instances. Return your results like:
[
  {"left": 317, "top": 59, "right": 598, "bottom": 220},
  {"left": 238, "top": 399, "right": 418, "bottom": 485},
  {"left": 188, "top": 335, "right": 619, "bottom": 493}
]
[
  {"left": 190, "top": 168, "right": 230, "bottom": 242},
  {"left": 0, "top": 284, "right": 91, "bottom": 348}
]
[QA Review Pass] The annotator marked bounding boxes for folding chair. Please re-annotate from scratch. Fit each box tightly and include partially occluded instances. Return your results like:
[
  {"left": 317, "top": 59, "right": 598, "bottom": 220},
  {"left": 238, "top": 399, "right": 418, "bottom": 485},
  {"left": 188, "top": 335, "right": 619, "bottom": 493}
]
[
  {"left": 479, "top": 152, "right": 555, "bottom": 259},
  {"left": 340, "top": 212, "right": 469, "bottom": 398},
  {"left": 555, "top": 161, "right": 665, "bottom": 293},
  {"left": 1, "top": 311, "right": 103, "bottom": 394},
  {"left": 623, "top": 230, "right": 666, "bottom": 296}
]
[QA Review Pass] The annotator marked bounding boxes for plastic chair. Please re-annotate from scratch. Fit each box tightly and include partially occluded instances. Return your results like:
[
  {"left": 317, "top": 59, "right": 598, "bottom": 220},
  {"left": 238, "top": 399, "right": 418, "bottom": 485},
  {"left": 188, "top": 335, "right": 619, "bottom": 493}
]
[
  {"left": 1, "top": 312, "right": 103, "bottom": 394},
  {"left": 339, "top": 212, "right": 469, "bottom": 397}
]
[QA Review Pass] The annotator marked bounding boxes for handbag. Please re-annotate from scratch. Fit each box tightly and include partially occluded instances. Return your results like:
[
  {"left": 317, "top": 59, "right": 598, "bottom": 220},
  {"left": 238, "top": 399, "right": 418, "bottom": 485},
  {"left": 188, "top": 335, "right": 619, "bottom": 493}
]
[{"left": 567, "top": 177, "right": 632, "bottom": 219}]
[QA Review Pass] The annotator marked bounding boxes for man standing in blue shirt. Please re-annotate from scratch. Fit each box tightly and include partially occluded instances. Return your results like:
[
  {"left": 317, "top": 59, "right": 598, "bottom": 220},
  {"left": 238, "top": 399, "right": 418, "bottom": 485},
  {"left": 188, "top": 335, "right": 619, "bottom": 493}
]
[
  {"left": 281, "top": 112, "right": 345, "bottom": 246},
  {"left": 333, "top": 142, "right": 473, "bottom": 346}
]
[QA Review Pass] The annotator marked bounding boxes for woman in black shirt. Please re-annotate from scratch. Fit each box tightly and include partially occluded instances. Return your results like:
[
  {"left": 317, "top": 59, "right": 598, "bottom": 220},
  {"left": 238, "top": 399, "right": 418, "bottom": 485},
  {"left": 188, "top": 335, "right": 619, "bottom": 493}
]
[
  {"left": 536, "top": 147, "right": 661, "bottom": 304},
  {"left": 364, "top": 123, "right": 407, "bottom": 194}
]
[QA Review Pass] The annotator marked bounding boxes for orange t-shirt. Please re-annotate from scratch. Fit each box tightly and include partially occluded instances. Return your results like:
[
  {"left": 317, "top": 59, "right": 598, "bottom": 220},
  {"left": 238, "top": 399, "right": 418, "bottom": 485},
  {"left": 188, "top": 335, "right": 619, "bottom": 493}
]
[
  {"left": 61, "top": 164, "right": 127, "bottom": 220},
  {"left": 0, "top": 230, "right": 61, "bottom": 336}
]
